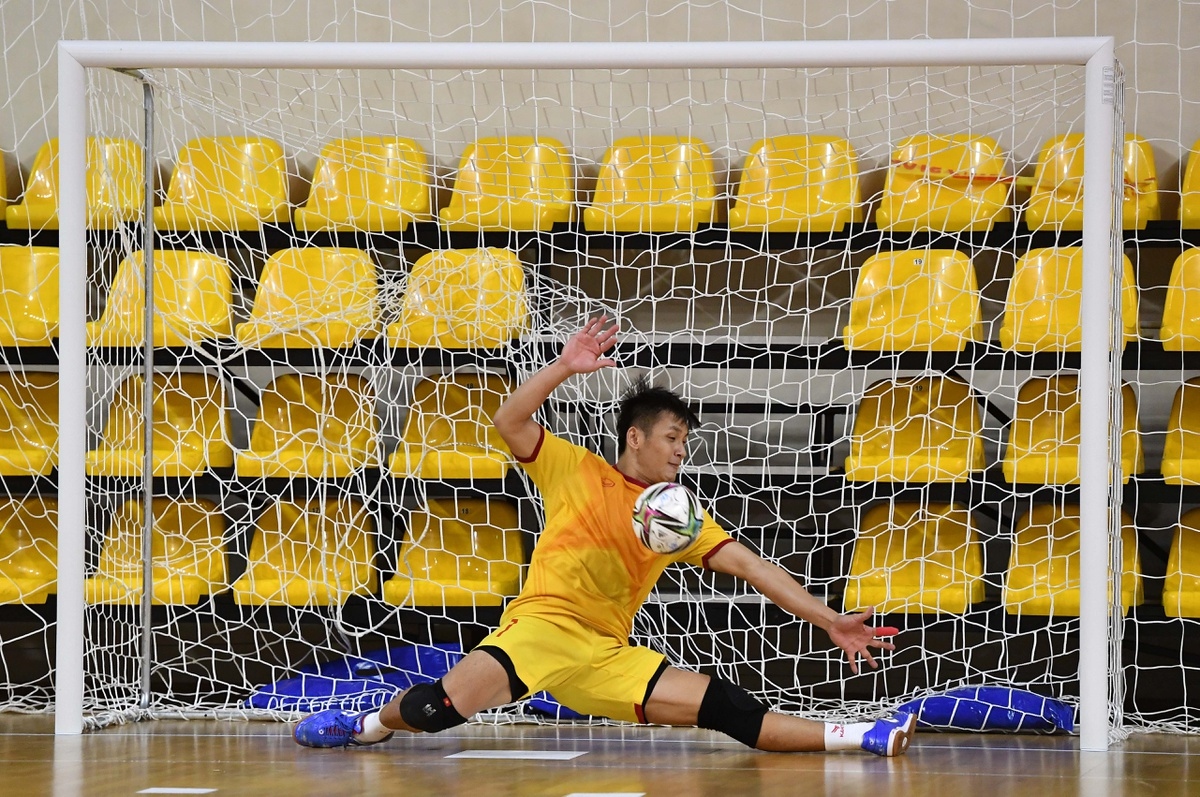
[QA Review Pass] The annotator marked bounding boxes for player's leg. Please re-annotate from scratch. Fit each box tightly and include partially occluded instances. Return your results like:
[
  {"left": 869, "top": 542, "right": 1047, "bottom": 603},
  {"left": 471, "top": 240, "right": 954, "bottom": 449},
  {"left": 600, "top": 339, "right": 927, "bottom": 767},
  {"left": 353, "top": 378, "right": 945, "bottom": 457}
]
[
  {"left": 293, "top": 648, "right": 514, "bottom": 748},
  {"left": 644, "top": 667, "right": 915, "bottom": 756}
]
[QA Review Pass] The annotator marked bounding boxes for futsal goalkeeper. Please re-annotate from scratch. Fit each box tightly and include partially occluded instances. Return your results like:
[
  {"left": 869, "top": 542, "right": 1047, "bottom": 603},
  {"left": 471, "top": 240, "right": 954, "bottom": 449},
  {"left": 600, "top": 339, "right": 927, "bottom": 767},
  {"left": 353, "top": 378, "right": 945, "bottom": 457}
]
[{"left": 294, "top": 316, "right": 916, "bottom": 756}]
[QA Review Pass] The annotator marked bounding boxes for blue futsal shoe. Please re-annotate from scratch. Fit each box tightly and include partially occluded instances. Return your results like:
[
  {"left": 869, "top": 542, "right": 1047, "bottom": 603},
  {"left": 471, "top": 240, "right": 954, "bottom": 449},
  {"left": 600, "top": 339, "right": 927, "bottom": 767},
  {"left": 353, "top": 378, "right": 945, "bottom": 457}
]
[
  {"left": 292, "top": 709, "right": 393, "bottom": 748},
  {"left": 860, "top": 711, "right": 917, "bottom": 757}
]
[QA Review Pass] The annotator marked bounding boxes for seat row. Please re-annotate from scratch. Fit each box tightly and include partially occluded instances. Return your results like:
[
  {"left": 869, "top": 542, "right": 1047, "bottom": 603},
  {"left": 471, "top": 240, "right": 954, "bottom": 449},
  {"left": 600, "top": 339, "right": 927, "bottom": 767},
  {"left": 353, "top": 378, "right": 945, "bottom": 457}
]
[
  {"left": 0, "top": 133, "right": 1184, "bottom": 234},
  {"left": 0, "top": 246, "right": 526, "bottom": 350},
  {"left": 5, "top": 369, "right": 1200, "bottom": 485},
  {"left": 3, "top": 243, "right": 1197, "bottom": 353},
  {"left": 843, "top": 502, "right": 1165, "bottom": 617},
  {"left": 0, "top": 371, "right": 511, "bottom": 479},
  {"left": 0, "top": 496, "right": 522, "bottom": 608},
  {"left": 5, "top": 494, "right": 1200, "bottom": 618}
]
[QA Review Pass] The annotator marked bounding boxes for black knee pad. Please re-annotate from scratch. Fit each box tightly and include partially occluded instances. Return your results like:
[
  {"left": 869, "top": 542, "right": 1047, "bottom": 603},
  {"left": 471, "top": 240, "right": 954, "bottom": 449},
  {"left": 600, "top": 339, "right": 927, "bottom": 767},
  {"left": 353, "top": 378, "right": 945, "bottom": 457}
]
[
  {"left": 696, "top": 677, "right": 768, "bottom": 748},
  {"left": 399, "top": 680, "right": 468, "bottom": 733}
]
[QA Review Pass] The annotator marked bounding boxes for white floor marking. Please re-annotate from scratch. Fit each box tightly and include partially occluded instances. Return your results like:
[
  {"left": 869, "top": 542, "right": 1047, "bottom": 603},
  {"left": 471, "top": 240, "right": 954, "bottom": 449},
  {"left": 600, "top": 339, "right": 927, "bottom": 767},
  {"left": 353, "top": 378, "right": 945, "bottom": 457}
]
[
  {"left": 137, "top": 790, "right": 217, "bottom": 795},
  {"left": 445, "top": 749, "right": 588, "bottom": 760}
]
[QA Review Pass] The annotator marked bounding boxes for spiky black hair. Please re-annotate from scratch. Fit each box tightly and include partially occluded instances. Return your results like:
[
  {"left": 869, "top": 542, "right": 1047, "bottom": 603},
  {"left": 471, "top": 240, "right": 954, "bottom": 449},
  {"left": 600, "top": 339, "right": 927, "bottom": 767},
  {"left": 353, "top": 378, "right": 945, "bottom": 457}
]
[{"left": 615, "top": 375, "right": 701, "bottom": 456}]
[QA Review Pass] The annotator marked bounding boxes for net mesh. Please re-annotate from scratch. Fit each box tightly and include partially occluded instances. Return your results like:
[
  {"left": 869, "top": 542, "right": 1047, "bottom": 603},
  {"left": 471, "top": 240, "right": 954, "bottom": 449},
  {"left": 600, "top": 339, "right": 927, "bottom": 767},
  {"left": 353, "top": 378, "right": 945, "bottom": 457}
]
[
  {"left": 5, "top": 0, "right": 1199, "bottom": 741},
  {"left": 31, "top": 59, "right": 1131, "bottom": 729}
]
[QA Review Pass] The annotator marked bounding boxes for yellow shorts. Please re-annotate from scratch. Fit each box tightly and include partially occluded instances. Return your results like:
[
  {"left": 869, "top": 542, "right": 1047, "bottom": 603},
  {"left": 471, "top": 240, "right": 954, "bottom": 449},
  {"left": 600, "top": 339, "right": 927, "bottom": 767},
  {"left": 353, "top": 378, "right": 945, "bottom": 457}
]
[{"left": 476, "top": 612, "right": 667, "bottom": 723}]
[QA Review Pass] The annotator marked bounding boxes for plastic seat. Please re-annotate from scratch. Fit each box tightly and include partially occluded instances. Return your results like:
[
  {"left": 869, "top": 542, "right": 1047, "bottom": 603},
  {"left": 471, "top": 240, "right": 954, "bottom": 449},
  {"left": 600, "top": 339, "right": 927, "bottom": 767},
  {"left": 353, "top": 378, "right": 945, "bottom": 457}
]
[
  {"left": 294, "top": 137, "right": 430, "bottom": 232},
  {"left": 388, "top": 248, "right": 527, "bottom": 349},
  {"left": 1161, "top": 378, "right": 1200, "bottom": 485},
  {"left": 1181, "top": 142, "right": 1200, "bottom": 229},
  {"left": 1025, "top": 133, "right": 1160, "bottom": 231},
  {"left": 844, "top": 502, "right": 983, "bottom": 614},
  {"left": 84, "top": 499, "right": 227, "bottom": 605},
  {"left": 0, "top": 498, "right": 57, "bottom": 604},
  {"left": 389, "top": 373, "right": 512, "bottom": 479},
  {"left": 583, "top": 136, "right": 717, "bottom": 232},
  {"left": 0, "top": 246, "right": 59, "bottom": 346},
  {"left": 5, "top": 138, "right": 144, "bottom": 229},
  {"left": 729, "top": 135, "right": 862, "bottom": 232},
  {"left": 236, "top": 373, "right": 379, "bottom": 478},
  {"left": 439, "top": 136, "right": 574, "bottom": 231},
  {"left": 1002, "top": 377, "right": 1143, "bottom": 485},
  {"left": 384, "top": 498, "right": 523, "bottom": 607},
  {"left": 1002, "top": 505, "right": 1142, "bottom": 616},
  {"left": 154, "top": 137, "right": 289, "bottom": 231},
  {"left": 876, "top": 134, "right": 1012, "bottom": 232},
  {"left": 235, "top": 247, "right": 379, "bottom": 348},
  {"left": 1160, "top": 249, "right": 1200, "bottom": 350},
  {"left": 998, "top": 247, "right": 1139, "bottom": 352},
  {"left": 843, "top": 249, "right": 981, "bottom": 351},
  {"left": 86, "top": 373, "right": 232, "bottom": 477},
  {"left": 87, "top": 250, "right": 233, "bottom": 347},
  {"left": 1164, "top": 509, "right": 1200, "bottom": 617},
  {"left": 0, "top": 372, "right": 58, "bottom": 476},
  {"left": 844, "top": 375, "right": 984, "bottom": 483},
  {"left": 232, "top": 498, "right": 377, "bottom": 606}
]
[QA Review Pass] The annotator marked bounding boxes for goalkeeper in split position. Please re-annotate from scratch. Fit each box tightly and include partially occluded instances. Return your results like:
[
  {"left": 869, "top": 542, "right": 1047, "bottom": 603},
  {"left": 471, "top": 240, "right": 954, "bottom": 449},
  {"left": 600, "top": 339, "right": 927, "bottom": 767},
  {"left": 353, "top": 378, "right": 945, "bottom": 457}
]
[{"left": 294, "top": 317, "right": 916, "bottom": 756}]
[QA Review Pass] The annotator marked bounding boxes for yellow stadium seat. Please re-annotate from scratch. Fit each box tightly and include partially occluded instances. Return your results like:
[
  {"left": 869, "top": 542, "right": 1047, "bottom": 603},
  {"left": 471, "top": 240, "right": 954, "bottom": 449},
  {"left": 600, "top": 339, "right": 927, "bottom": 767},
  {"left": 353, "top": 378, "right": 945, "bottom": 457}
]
[
  {"left": 440, "top": 136, "right": 574, "bottom": 231},
  {"left": 876, "top": 134, "right": 1012, "bottom": 232},
  {"left": 0, "top": 372, "right": 57, "bottom": 476},
  {"left": 1165, "top": 509, "right": 1200, "bottom": 618},
  {"left": 86, "top": 373, "right": 232, "bottom": 477},
  {"left": 84, "top": 499, "right": 226, "bottom": 605},
  {"left": 388, "top": 248, "right": 527, "bottom": 349},
  {"left": 294, "top": 137, "right": 430, "bottom": 232},
  {"left": 236, "top": 373, "right": 379, "bottom": 478},
  {"left": 1160, "top": 378, "right": 1200, "bottom": 485},
  {"left": 0, "top": 246, "right": 58, "bottom": 347},
  {"left": 1025, "top": 133, "right": 1160, "bottom": 231},
  {"left": 843, "top": 249, "right": 981, "bottom": 351},
  {"left": 232, "top": 498, "right": 377, "bottom": 606},
  {"left": 844, "top": 502, "right": 983, "bottom": 614},
  {"left": 1002, "top": 377, "right": 1143, "bottom": 485},
  {"left": 389, "top": 373, "right": 511, "bottom": 479},
  {"left": 5, "top": 138, "right": 144, "bottom": 229},
  {"left": 1002, "top": 505, "right": 1142, "bottom": 616},
  {"left": 998, "top": 247, "right": 1138, "bottom": 352},
  {"left": 154, "top": 137, "right": 289, "bottom": 231},
  {"left": 87, "top": 250, "right": 233, "bottom": 347},
  {"left": 1181, "top": 142, "right": 1200, "bottom": 229},
  {"left": 583, "top": 136, "right": 717, "bottom": 232},
  {"left": 729, "top": 135, "right": 862, "bottom": 232},
  {"left": 0, "top": 498, "right": 57, "bottom": 604},
  {"left": 1160, "top": 249, "right": 1200, "bottom": 350},
  {"left": 384, "top": 498, "right": 524, "bottom": 607},
  {"left": 844, "top": 375, "right": 984, "bottom": 483},
  {"left": 235, "top": 247, "right": 379, "bottom": 348}
]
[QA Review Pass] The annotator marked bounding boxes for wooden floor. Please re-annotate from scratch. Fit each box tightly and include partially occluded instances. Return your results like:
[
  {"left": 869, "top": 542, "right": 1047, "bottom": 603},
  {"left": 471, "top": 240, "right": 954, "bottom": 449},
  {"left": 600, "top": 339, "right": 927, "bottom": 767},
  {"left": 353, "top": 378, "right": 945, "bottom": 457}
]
[{"left": 3, "top": 714, "right": 1200, "bottom": 796}]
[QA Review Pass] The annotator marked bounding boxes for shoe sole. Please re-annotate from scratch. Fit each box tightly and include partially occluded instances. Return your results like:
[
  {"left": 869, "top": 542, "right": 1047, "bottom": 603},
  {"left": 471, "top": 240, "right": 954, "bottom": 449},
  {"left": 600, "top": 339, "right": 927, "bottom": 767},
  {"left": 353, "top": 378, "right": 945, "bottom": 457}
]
[{"left": 887, "top": 713, "right": 918, "bottom": 757}]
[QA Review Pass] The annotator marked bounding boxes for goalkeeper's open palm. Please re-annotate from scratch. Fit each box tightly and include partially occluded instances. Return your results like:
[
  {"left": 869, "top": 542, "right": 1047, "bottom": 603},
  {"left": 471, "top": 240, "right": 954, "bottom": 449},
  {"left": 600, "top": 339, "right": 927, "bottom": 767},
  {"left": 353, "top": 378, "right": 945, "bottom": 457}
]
[
  {"left": 560, "top": 315, "right": 619, "bottom": 374},
  {"left": 827, "top": 607, "right": 898, "bottom": 675}
]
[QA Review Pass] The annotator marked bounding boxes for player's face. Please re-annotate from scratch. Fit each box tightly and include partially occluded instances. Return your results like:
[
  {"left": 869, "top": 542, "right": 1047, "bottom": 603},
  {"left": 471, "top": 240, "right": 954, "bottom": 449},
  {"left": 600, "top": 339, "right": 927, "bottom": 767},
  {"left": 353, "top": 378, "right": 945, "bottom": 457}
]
[{"left": 640, "top": 414, "right": 689, "bottom": 483}]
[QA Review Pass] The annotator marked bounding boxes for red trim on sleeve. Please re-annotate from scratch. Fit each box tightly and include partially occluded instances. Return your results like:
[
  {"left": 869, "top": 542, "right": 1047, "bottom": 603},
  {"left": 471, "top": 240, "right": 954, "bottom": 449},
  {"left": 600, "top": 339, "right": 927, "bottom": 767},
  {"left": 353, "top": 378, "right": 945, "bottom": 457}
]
[
  {"left": 701, "top": 538, "right": 736, "bottom": 570},
  {"left": 634, "top": 703, "right": 646, "bottom": 724},
  {"left": 513, "top": 425, "right": 546, "bottom": 464}
]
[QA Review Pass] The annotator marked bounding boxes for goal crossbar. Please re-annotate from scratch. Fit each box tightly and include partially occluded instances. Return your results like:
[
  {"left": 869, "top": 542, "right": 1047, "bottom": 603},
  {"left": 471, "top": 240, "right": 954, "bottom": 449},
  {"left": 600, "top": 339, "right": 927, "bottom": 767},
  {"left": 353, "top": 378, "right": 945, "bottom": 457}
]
[{"left": 53, "top": 36, "right": 1119, "bottom": 750}]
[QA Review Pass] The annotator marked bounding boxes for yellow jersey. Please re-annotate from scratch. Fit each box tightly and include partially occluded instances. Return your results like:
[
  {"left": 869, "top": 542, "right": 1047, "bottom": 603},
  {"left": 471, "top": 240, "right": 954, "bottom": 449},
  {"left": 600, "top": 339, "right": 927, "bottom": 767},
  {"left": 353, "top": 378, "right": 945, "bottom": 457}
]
[{"left": 503, "top": 427, "right": 733, "bottom": 640}]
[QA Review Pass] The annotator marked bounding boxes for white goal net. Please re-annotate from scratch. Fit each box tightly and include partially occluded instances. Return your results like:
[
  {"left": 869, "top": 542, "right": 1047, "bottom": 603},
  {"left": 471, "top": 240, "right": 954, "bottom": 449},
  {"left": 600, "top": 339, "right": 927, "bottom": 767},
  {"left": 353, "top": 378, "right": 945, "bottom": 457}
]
[{"left": 32, "top": 40, "right": 1136, "bottom": 745}]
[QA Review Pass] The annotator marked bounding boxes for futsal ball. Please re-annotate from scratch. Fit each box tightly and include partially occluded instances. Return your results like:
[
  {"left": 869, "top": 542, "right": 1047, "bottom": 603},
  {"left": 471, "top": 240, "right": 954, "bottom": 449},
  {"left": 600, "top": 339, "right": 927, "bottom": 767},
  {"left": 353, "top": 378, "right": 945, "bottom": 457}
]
[{"left": 632, "top": 482, "right": 704, "bottom": 554}]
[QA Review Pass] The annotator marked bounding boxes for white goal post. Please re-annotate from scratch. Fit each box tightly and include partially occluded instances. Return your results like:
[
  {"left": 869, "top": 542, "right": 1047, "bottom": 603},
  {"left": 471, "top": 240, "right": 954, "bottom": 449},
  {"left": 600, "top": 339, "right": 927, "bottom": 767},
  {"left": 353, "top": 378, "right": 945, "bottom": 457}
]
[{"left": 54, "top": 37, "right": 1120, "bottom": 749}]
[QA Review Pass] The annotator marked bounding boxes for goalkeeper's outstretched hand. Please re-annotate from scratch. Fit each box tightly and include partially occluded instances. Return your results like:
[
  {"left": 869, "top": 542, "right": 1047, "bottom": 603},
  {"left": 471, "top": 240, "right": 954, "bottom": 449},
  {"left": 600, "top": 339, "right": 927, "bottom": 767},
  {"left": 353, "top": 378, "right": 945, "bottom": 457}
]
[{"left": 827, "top": 607, "right": 899, "bottom": 675}]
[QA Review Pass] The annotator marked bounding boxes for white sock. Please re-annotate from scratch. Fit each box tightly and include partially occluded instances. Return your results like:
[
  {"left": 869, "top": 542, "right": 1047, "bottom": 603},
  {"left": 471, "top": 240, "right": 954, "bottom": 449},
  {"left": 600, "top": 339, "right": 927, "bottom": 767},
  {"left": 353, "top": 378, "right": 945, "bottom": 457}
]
[
  {"left": 354, "top": 711, "right": 394, "bottom": 743},
  {"left": 823, "top": 721, "right": 873, "bottom": 751}
]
